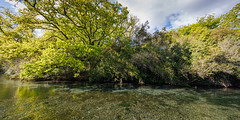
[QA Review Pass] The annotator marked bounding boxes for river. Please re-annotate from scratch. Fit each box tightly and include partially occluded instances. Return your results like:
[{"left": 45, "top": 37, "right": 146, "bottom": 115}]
[{"left": 0, "top": 75, "right": 240, "bottom": 119}]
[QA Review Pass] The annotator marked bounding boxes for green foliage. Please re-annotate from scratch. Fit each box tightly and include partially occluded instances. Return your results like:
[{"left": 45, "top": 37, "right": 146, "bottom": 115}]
[
  {"left": 221, "top": 3, "right": 240, "bottom": 29},
  {"left": 186, "top": 26, "right": 239, "bottom": 79},
  {"left": 171, "top": 3, "right": 240, "bottom": 86},
  {"left": 130, "top": 30, "right": 192, "bottom": 85},
  {"left": 0, "top": 1, "right": 239, "bottom": 87},
  {"left": 161, "top": 3, "right": 240, "bottom": 86},
  {"left": 177, "top": 15, "right": 220, "bottom": 37},
  {"left": 90, "top": 38, "right": 141, "bottom": 83},
  {"left": 0, "top": 0, "right": 133, "bottom": 80},
  {"left": 198, "top": 15, "right": 221, "bottom": 29}
]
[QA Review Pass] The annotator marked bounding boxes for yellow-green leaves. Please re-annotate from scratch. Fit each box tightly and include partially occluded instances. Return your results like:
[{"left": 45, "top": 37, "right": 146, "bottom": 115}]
[
  {"left": 0, "top": 0, "right": 133, "bottom": 80},
  {"left": 221, "top": 3, "right": 240, "bottom": 29}
]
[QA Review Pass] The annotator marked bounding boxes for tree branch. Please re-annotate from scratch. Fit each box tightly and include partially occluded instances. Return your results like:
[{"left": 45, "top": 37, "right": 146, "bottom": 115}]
[{"left": 23, "top": 0, "right": 69, "bottom": 40}]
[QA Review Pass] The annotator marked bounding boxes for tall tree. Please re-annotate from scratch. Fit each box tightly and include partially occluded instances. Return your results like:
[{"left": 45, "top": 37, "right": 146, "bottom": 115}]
[{"left": 0, "top": 0, "right": 133, "bottom": 80}]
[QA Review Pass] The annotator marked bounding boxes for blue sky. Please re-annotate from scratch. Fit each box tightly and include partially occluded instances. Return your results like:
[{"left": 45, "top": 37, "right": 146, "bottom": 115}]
[
  {"left": 0, "top": 1, "right": 12, "bottom": 8},
  {"left": 0, "top": 0, "right": 26, "bottom": 12},
  {"left": 1, "top": 0, "right": 239, "bottom": 32}
]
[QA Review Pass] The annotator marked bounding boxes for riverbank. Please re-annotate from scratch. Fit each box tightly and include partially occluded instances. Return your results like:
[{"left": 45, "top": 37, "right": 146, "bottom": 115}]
[{"left": 1, "top": 71, "right": 240, "bottom": 89}]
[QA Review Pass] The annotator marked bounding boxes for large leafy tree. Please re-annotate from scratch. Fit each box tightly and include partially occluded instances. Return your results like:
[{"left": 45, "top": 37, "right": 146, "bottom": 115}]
[{"left": 0, "top": 0, "right": 133, "bottom": 80}]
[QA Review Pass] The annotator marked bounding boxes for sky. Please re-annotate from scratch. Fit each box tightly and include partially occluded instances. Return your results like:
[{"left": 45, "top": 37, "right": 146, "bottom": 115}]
[
  {"left": 0, "top": 0, "right": 26, "bottom": 12},
  {"left": 0, "top": 0, "right": 239, "bottom": 33},
  {"left": 117, "top": 0, "right": 239, "bottom": 32}
]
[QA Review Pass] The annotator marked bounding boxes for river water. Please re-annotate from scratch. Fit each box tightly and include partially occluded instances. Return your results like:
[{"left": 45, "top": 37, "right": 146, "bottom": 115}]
[{"left": 0, "top": 75, "right": 240, "bottom": 120}]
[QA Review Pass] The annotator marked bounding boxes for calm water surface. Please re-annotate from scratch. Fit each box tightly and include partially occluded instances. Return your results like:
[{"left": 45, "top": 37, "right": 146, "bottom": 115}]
[{"left": 0, "top": 75, "right": 240, "bottom": 120}]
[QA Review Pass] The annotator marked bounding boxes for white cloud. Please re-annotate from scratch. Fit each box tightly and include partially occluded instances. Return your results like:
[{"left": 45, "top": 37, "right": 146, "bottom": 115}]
[
  {"left": 118, "top": 0, "right": 239, "bottom": 32},
  {"left": 5, "top": 0, "right": 26, "bottom": 12}
]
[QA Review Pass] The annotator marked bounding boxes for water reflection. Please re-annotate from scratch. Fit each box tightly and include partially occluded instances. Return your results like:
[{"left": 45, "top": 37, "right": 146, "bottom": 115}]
[
  {"left": 16, "top": 87, "right": 55, "bottom": 98},
  {"left": 0, "top": 75, "right": 240, "bottom": 119},
  {"left": 0, "top": 76, "right": 20, "bottom": 99}
]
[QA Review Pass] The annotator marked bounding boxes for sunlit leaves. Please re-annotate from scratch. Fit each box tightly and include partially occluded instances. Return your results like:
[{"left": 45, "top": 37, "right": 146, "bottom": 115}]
[
  {"left": 0, "top": 0, "right": 133, "bottom": 80},
  {"left": 221, "top": 3, "right": 240, "bottom": 29}
]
